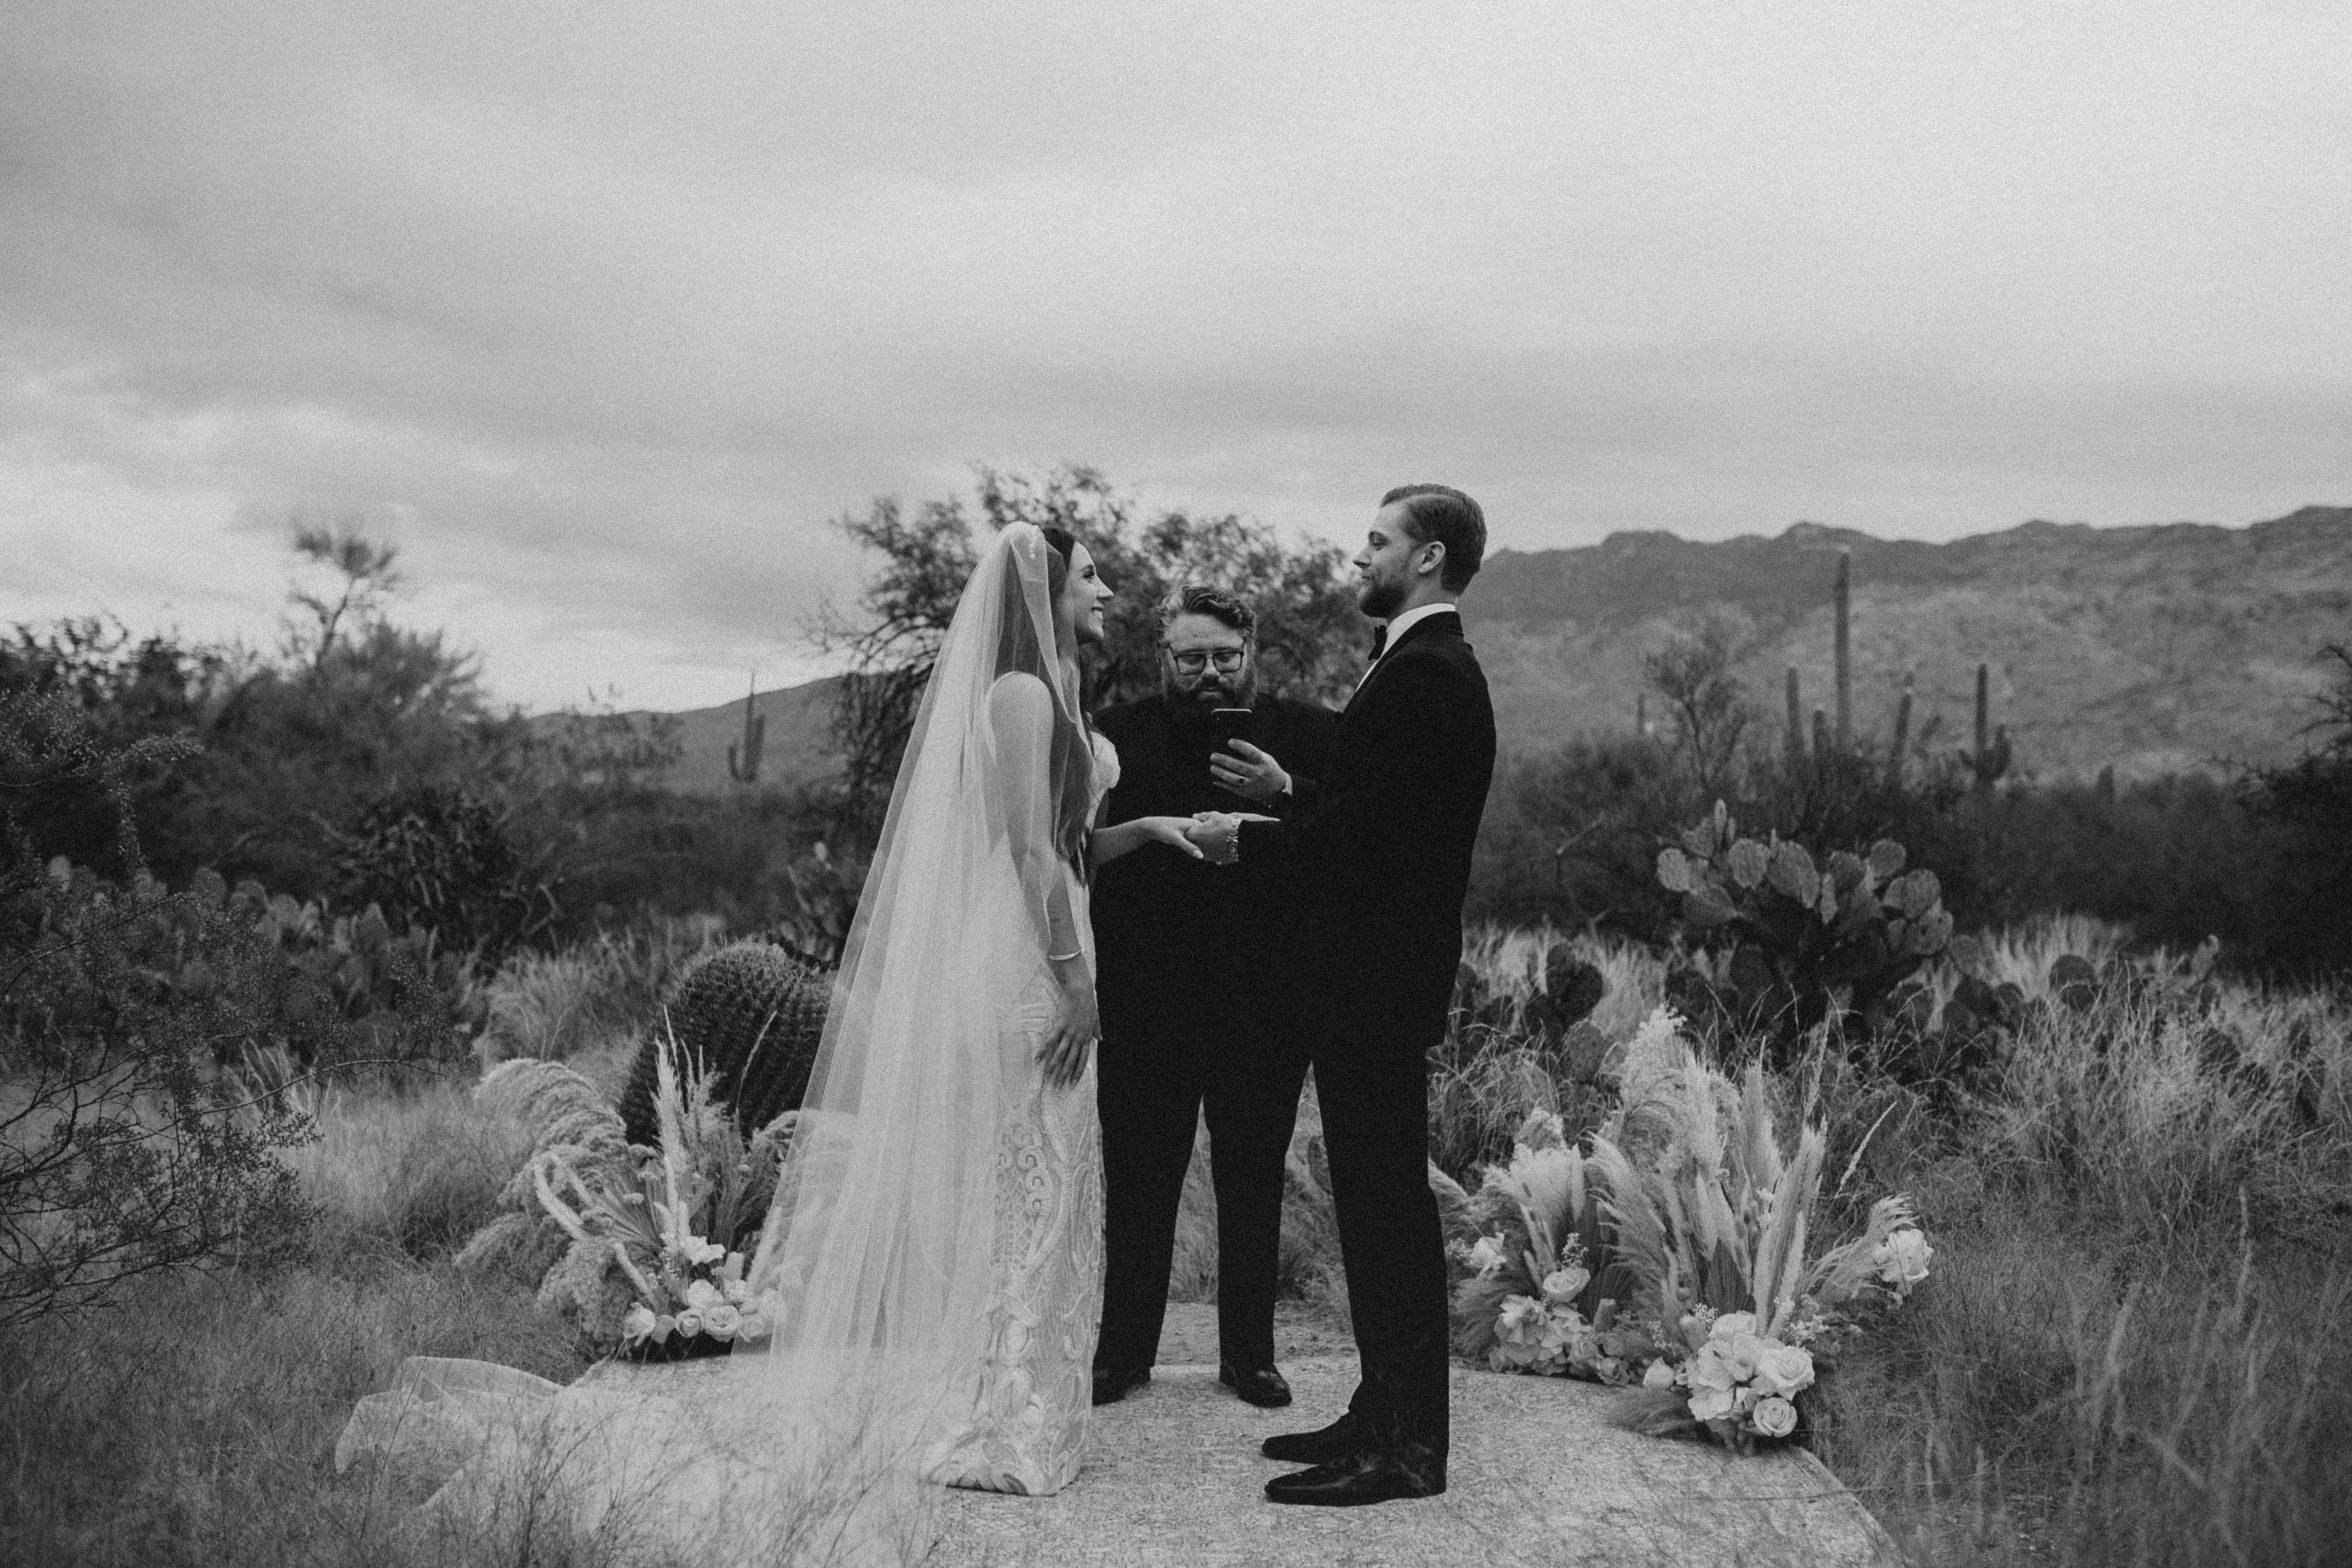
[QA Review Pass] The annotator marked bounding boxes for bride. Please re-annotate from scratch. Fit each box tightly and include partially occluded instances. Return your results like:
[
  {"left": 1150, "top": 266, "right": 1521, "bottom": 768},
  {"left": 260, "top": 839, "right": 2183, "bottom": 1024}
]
[
  {"left": 746, "top": 518, "right": 1210, "bottom": 1496},
  {"left": 340, "top": 522, "right": 1215, "bottom": 1555}
]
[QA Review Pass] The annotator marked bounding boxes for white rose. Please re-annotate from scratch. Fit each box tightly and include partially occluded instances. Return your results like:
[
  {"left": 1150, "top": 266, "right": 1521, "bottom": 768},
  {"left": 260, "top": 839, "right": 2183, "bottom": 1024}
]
[
  {"left": 620, "top": 1303, "right": 657, "bottom": 1343},
  {"left": 722, "top": 1278, "right": 751, "bottom": 1306},
  {"left": 1875, "top": 1228, "right": 1934, "bottom": 1292},
  {"left": 684, "top": 1279, "right": 723, "bottom": 1311},
  {"left": 734, "top": 1310, "right": 769, "bottom": 1342},
  {"left": 1688, "top": 1385, "right": 1735, "bottom": 1422},
  {"left": 1721, "top": 1333, "right": 1765, "bottom": 1382},
  {"left": 702, "top": 1303, "right": 742, "bottom": 1341},
  {"left": 1751, "top": 1394, "right": 1798, "bottom": 1438},
  {"left": 1643, "top": 1358, "right": 1678, "bottom": 1390},
  {"left": 674, "top": 1309, "right": 704, "bottom": 1338},
  {"left": 650, "top": 1312, "right": 676, "bottom": 1344},
  {"left": 1754, "top": 1343, "right": 1816, "bottom": 1397},
  {"left": 1540, "top": 1265, "right": 1591, "bottom": 1306}
]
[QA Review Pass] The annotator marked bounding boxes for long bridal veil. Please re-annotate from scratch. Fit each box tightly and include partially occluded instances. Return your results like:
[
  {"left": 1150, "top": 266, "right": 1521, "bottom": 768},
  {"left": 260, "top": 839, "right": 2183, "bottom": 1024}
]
[
  {"left": 749, "top": 519, "right": 1082, "bottom": 1390},
  {"left": 335, "top": 526, "right": 1088, "bottom": 1567}
]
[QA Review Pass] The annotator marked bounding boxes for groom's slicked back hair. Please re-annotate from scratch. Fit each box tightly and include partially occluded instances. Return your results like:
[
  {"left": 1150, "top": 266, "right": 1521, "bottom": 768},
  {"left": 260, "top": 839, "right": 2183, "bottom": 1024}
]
[{"left": 1380, "top": 484, "right": 1486, "bottom": 594}]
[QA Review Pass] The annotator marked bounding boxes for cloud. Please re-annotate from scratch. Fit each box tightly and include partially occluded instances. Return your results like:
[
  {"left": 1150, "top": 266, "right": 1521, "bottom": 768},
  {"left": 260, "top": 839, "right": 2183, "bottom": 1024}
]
[{"left": 3, "top": 0, "right": 2347, "bottom": 709}]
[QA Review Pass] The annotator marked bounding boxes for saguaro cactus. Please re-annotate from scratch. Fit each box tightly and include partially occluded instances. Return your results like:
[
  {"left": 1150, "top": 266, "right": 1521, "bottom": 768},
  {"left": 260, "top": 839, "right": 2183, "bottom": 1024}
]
[
  {"left": 1971, "top": 663, "right": 2012, "bottom": 790},
  {"left": 727, "top": 675, "right": 766, "bottom": 785},
  {"left": 1785, "top": 667, "right": 1805, "bottom": 763},
  {"left": 1888, "top": 673, "right": 1914, "bottom": 788},
  {"left": 1833, "top": 550, "right": 1853, "bottom": 750}
]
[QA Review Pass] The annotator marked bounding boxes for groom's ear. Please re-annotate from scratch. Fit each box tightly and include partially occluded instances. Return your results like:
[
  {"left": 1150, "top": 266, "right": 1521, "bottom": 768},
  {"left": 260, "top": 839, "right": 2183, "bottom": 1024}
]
[{"left": 1417, "top": 538, "right": 1447, "bottom": 581}]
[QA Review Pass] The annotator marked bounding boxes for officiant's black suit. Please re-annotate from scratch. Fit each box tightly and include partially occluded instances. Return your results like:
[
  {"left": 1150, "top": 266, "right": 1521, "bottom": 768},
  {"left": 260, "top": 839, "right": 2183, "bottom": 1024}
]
[
  {"left": 1090, "top": 692, "right": 1340, "bottom": 1379},
  {"left": 1244, "top": 610, "right": 1495, "bottom": 1460}
]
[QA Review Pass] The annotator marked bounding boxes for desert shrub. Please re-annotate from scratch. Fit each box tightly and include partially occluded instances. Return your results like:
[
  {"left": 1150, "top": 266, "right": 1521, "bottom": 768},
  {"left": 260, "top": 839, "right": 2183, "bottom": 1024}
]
[
  {"left": 331, "top": 783, "right": 554, "bottom": 962},
  {"left": 1, "top": 694, "right": 323, "bottom": 1324}
]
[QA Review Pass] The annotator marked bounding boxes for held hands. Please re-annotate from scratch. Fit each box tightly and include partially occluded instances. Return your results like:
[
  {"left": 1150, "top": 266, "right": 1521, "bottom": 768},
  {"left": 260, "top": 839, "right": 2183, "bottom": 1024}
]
[
  {"left": 1137, "top": 815, "right": 1208, "bottom": 860},
  {"left": 1210, "top": 740, "right": 1290, "bottom": 804},
  {"left": 1040, "top": 960, "right": 1099, "bottom": 1088},
  {"left": 1186, "top": 811, "right": 1279, "bottom": 866}
]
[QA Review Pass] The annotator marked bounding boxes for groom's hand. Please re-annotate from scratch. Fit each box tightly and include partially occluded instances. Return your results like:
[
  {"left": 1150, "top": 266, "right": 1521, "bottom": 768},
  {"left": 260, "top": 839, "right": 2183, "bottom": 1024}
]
[
  {"left": 1210, "top": 740, "right": 1290, "bottom": 804},
  {"left": 1186, "top": 811, "right": 1242, "bottom": 865}
]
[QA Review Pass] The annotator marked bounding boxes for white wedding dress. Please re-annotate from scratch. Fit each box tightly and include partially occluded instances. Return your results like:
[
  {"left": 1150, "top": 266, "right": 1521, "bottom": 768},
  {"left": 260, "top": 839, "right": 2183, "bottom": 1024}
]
[
  {"left": 338, "top": 526, "right": 1114, "bottom": 1564},
  {"left": 923, "top": 727, "right": 1114, "bottom": 1495}
]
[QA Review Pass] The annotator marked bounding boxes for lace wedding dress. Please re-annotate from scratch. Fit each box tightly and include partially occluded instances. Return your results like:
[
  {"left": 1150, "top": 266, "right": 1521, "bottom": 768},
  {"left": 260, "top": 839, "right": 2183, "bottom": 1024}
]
[{"left": 924, "top": 728, "right": 1114, "bottom": 1495}]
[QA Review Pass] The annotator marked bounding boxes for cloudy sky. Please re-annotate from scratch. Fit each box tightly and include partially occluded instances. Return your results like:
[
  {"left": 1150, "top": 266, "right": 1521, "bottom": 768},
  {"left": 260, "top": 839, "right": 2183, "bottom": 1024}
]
[{"left": 5, "top": 1, "right": 2347, "bottom": 712}]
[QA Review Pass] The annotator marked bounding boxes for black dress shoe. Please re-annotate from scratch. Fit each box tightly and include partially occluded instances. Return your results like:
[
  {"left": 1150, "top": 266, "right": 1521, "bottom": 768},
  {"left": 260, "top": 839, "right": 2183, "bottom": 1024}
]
[
  {"left": 1259, "top": 1412, "right": 1361, "bottom": 1464},
  {"left": 1264, "top": 1448, "right": 1446, "bottom": 1507},
  {"left": 1091, "top": 1364, "right": 1150, "bottom": 1406},
  {"left": 1218, "top": 1362, "right": 1293, "bottom": 1408}
]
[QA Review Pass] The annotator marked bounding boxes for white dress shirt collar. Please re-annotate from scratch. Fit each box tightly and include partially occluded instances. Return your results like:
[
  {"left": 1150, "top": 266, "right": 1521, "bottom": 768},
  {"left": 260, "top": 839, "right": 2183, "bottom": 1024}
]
[
  {"left": 1357, "top": 601, "right": 1457, "bottom": 688},
  {"left": 1380, "top": 601, "right": 1457, "bottom": 651}
]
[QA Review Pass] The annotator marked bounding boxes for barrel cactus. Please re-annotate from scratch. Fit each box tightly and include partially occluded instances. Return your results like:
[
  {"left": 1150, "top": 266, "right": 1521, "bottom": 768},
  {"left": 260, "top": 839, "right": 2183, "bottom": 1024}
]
[
  {"left": 617, "top": 936, "right": 836, "bottom": 1148},
  {"left": 1656, "top": 802, "right": 1954, "bottom": 1047}
]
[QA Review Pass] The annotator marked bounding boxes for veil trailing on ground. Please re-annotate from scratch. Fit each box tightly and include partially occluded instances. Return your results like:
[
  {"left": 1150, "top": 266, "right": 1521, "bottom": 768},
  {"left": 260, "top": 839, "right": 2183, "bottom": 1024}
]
[
  {"left": 331, "top": 528, "right": 1088, "bottom": 1563},
  {"left": 747, "top": 522, "right": 1086, "bottom": 1438}
]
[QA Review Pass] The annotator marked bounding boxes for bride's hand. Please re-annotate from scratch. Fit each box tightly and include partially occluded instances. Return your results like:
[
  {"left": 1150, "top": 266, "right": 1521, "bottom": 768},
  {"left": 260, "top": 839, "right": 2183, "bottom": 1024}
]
[
  {"left": 1138, "top": 815, "right": 1208, "bottom": 860},
  {"left": 1040, "top": 966, "right": 1099, "bottom": 1088}
]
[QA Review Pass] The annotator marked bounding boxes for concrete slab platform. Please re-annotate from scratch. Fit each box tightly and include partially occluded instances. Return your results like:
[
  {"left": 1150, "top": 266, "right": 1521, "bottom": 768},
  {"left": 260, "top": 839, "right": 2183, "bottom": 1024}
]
[{"left": 930, "top": 1357, "right": 1900, "bottom": 1568}]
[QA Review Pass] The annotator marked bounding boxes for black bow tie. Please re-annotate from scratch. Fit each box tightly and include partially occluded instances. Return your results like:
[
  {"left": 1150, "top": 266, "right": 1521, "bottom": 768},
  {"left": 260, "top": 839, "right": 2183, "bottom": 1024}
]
[{"left": 1367, "top": 624, "right": 1388, "bottom": 664}]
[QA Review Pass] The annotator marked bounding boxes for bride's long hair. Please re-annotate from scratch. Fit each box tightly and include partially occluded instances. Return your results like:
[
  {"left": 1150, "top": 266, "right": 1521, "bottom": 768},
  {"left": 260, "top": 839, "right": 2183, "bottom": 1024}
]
[{"left": 1018, "top": 526, "right": 1097, "bottom": 877}]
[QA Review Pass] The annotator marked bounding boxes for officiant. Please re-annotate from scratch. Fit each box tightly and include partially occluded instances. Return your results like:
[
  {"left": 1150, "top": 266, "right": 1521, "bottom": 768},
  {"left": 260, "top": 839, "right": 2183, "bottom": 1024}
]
[{"left": 1088, "top": 584, "right": 1340, "bottom": 1409}]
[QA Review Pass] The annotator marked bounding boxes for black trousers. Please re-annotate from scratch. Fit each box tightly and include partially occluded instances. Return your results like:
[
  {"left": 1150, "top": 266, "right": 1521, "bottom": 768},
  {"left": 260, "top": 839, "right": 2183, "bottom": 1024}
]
[
  {"left": 1093, "top": 1014, "right": 1308, "bottom": 1375},
  {"left": 1317, "top": 1025, "right": 1450, "bottom": 1458}
]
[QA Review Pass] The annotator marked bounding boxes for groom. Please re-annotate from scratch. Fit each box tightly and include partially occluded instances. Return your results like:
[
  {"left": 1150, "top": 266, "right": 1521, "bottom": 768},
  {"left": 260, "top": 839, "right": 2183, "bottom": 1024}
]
[{"left": 1221, "top": 484, "right": 1496, "bottom": 1506}]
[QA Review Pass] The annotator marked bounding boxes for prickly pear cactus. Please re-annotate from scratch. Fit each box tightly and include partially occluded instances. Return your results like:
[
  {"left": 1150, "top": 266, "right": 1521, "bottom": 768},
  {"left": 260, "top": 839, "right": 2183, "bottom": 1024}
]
[
  {"left": 1526, "top": 944, "right": 1606, "bottom": 1034},
  {"left": 1656, "top": 802, "right": 1954, "bottom": 1044},
  {"left": 617, "top": 936, "right": 836, "bottom": 1147}
]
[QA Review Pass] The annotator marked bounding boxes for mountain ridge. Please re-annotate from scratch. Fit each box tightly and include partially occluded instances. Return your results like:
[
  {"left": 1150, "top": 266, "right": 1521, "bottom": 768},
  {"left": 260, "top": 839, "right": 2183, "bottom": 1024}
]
[{"left": 632, "top": 506, "right": 2351, "bottom": 794}]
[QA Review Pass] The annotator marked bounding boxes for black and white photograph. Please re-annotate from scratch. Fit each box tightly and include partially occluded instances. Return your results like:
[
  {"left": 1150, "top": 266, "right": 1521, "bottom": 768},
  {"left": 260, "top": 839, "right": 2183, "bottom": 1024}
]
[{"left": 3, "top": 4, "right": 2348, "bottom": 1565}]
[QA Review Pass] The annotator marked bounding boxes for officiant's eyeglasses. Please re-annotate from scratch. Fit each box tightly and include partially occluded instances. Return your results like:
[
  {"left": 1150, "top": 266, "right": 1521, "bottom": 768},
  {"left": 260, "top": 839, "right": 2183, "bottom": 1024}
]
[{"left": 1165, "top": 647, "right": 1247, "bottom": 673}]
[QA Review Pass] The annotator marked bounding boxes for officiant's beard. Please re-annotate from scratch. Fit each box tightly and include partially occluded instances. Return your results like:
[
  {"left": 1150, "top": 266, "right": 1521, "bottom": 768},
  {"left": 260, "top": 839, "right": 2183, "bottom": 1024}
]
[{"left": 1167, "top": 665, "right": 1258, "bottom": 711}]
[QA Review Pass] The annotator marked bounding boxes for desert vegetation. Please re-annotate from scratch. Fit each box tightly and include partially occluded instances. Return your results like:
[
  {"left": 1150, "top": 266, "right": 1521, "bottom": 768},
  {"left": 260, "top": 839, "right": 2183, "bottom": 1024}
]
[{"left": 5, "top": 477, "right": 2348, "bottom": 1564}]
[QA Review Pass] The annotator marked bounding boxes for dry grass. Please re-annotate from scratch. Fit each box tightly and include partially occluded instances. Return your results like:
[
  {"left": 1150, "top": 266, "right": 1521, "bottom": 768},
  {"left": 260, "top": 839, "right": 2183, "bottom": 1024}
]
[
  {"left": 477, "top": 918, "right": 721, "bottom": 1066},
  {"left": 12, "top": 916, "right": 2346, "bottom": 1566},
  {"left": 1434, "top": 924, "right": 2352, "bottom": 1567}
]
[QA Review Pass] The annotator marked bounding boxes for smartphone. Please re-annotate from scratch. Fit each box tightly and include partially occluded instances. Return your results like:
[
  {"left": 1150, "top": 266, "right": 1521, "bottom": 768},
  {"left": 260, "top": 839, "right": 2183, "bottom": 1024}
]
[{"left": 1210, "top": 708, "right": 1252, "bottom": 791}]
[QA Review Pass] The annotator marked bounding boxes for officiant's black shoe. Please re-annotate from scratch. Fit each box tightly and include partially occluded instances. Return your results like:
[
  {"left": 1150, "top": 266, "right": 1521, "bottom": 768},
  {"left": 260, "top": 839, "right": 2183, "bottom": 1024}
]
[
  {"left": 1091, "top": 1364, "right": 1150, "bottom": 1406},
  {"left": 1259, "top": 1412, "right": 1362, "bottom": 1464},
  {"left": 1219, "top": 1362, "right": 1292, "bottom": 1408},
  {"left": 1264, "top": 1448, "right": 1446, "bottom": 1508}
]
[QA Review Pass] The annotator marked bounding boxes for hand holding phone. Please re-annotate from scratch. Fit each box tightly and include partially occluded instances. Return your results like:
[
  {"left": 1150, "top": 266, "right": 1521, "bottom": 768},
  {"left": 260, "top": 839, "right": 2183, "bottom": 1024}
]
[{"left": 1209, "top": 715, "right": 1292, "bottom": 805}]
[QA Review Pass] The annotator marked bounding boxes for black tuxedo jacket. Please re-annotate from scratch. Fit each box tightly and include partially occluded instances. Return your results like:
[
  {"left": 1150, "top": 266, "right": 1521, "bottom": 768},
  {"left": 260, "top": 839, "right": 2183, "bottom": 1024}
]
[
  {"left": 1090, "top": 693, "right": 1340, "bottom": 1039},
  {"left": 1241, "top": 610, "right": 1496, "bottom": 1049}
]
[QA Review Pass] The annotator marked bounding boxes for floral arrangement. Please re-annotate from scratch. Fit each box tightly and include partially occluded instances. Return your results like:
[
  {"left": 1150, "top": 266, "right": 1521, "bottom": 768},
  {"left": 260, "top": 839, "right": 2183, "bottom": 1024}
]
[
  {"left": 1446, "top": 1108, "right": 1658, "bottom": 1385},
  {"left": 529, "top": 1026, "right": 797, "bottom": 1358},
  {"left": 1445, "top": 1006, "right": 1933, "bottom": 1451}
]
